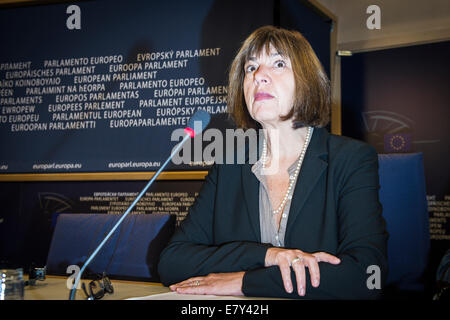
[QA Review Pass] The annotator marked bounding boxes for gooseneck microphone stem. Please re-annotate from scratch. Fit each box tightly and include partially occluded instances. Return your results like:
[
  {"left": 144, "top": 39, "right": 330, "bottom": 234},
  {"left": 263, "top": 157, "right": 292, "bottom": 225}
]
[{"left": 69, "top": 134, "right": 190, "bottom": 300}]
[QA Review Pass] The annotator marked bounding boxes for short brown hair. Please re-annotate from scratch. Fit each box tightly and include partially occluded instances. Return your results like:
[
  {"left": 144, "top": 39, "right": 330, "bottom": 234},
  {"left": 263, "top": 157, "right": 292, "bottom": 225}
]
[{"left": 227, "top": 25, "right": 330, "bottom": 129}]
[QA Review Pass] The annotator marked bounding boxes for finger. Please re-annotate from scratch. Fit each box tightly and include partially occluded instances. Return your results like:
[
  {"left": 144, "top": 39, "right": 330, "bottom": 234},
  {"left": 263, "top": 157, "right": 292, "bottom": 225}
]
[
  {"left": 279, "top": 261, "right": 294, "bottom": 294},
  {"left": 304, "top": 256, "right": 320, "bottom": 288},
  {"left": 170, "top": 280, "right": 191, "bottom": 290},
  {"left": 170, "top": 282, "right": 189, "bottom": 291},
  {"left": 170, "top": 277, "right": 203, "bottom": 290},
  {"left": 313, "top": 252, "right": 341, "bottom": 264},
  {"left": 292, "top": 260, "right": 306, "bottom": 296},
  {"left": 176, "top": 284, "right": 207, "bottom": 295},
  {"left": 169, "top": 281, "right": 185, "bottom": 291}
]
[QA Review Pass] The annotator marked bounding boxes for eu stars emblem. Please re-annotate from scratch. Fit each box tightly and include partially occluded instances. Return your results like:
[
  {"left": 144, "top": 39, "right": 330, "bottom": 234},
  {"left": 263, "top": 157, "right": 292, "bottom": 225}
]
[{"left": 384, "top": 133, "right": 411, "bottom": 153}]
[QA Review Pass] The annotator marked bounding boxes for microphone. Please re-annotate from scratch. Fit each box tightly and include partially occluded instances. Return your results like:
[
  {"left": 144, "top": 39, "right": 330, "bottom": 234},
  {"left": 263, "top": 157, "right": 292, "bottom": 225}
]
[
  {"left": 184, "top": 109, "right": 210, "bottom": 137},
  {"left": 69, "top": 110, "right": 210, "bottom": 300}
]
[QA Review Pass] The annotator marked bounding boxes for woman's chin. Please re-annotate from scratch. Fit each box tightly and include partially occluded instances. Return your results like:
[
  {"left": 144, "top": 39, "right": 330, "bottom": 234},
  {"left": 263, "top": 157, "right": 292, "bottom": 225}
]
[{"left": 253, "top": 112, "right": 280, "bottom": 125}]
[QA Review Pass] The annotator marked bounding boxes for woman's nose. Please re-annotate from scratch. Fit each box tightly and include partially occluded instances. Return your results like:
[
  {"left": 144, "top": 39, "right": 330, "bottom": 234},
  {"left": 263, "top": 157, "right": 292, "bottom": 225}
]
[{"left": 254, "top": 65, "right": 270, "bottom": 84}]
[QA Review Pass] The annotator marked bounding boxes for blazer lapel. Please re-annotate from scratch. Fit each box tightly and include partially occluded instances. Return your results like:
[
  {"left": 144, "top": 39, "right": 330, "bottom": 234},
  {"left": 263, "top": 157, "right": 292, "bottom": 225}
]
[
  {"left": 285, "top": 127, "right": 329, "bottom": 240},
  {"left": 241, "top": 163, "right": 261, "bottom": 242}
]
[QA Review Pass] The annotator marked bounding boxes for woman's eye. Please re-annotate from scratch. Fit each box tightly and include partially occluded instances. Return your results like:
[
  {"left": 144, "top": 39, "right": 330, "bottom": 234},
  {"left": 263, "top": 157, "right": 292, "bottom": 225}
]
[
  {"left": 274, "top": 60, "right": 286, "bottom": 68},
  {"left": 245, "top": 65, "right": 257, "bottom": 73}
]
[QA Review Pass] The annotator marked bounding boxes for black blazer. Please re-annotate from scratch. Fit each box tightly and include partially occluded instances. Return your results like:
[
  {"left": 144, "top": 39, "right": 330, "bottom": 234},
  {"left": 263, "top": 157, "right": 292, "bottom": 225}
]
[{"left": 158, "top": 127, "right": 389, "bottom": 299}]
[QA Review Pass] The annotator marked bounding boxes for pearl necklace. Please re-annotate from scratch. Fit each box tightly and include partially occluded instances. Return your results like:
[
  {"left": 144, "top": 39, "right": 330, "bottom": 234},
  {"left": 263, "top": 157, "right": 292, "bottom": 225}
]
[{"left": 261, "top": 126, "right": 312, "bottom": 215}]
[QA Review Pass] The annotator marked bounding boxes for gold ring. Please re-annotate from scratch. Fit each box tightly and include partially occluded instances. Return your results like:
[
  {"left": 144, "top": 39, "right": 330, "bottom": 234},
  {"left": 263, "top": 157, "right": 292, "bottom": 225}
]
[{"left": 291, "top": 257, "right": 302, "bottom": 266}]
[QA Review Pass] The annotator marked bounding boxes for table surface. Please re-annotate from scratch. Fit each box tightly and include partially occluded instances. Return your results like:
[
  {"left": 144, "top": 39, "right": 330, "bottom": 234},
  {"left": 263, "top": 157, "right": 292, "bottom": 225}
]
[
  {"left": 24, "top": 275, "right": 171, "bottom": 300},
  {"left": 24, "top": 275, "right": 286, "bottom": 300}
]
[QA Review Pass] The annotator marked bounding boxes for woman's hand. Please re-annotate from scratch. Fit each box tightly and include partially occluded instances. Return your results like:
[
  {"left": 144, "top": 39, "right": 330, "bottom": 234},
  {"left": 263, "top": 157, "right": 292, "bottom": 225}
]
[
  {"left": 169, "top": 272, "right": 245, "bottom": 296},
  {"left": 265, "top": 248, "right": 341, "bottom": 296}
]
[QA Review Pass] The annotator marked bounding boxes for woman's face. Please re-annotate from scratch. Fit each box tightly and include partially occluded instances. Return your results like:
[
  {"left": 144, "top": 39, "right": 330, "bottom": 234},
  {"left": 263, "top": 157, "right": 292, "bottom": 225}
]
[{"left": 243, "top": 45, "right": 296, "bottom": 127}]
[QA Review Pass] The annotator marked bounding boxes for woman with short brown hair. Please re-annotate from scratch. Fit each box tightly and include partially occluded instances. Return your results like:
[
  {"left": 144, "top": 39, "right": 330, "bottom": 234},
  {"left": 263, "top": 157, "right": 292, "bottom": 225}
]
[{"left": 159, "top": 26, "right": 388, "bottom": 299}]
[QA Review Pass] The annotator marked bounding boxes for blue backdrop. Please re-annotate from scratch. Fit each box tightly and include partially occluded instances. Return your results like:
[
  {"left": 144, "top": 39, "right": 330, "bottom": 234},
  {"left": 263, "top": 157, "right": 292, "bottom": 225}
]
[{"left": 0, "top": 0, "right": 330, "bottom": 174}]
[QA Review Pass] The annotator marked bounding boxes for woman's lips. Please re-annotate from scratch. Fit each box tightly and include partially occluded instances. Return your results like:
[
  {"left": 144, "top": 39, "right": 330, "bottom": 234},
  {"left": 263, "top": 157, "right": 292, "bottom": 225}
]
[{"left": 254, "top": 92, "right": 274, "bottom": 101}]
